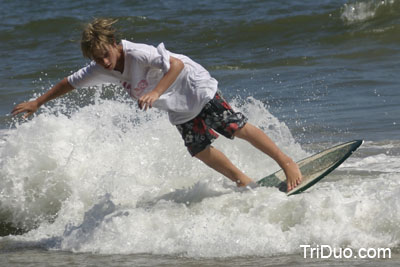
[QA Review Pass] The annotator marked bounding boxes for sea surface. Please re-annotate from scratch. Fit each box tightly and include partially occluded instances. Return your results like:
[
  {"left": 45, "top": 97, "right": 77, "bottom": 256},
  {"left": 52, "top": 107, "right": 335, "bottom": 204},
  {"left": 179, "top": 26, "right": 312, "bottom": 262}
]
[{"left": 0, "top": 0, "right": 399, "bottom": 266}]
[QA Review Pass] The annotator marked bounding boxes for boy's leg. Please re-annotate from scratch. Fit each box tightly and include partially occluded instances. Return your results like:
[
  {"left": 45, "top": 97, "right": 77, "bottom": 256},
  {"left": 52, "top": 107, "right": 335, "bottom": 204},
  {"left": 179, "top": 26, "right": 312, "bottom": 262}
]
[
  {"left": 233, "top": 123, "right": 302, "bottom": 191},
  {"left": 177, "top": 90, "right": 300, "bottom": 190},
  {"left": 195, "top": 146, "right": 253, "bottom": 187}
]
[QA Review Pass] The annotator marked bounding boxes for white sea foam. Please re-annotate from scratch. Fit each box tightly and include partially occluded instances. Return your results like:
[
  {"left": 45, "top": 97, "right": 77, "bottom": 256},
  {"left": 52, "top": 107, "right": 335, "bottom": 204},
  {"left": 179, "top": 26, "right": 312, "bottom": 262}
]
[
  {"left": 341, "top": 0, "right": 396, "bottom": 24},
  {"left": 0, "top": 95, "right": 399, "bottom": 257}
]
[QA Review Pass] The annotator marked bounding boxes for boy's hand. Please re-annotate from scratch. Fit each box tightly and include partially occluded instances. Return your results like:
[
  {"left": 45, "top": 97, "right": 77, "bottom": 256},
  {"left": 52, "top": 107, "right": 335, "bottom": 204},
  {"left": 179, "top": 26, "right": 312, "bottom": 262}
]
[
  {"left": 138, "top": 91, "right": 160, "bottom": 110},
  {"left": 137, "top": 56, "right": 183, "bottom": 111},
  {"left": 12, "top": 100, "right": 39, "bottom": 118}
]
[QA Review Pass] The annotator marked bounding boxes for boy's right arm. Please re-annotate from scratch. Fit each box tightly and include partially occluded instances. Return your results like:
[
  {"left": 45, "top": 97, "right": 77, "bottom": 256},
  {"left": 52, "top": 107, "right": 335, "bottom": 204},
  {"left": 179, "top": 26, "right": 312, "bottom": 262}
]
[{"left": 12, "top": 77, "right": 75, "bottom": 118}]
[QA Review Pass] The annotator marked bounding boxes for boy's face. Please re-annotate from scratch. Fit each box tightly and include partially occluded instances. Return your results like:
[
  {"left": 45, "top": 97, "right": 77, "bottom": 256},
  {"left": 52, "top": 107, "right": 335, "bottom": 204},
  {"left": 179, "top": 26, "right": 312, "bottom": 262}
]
[{"left": 92, "top": 43, "right": 120, "bottom": 71}]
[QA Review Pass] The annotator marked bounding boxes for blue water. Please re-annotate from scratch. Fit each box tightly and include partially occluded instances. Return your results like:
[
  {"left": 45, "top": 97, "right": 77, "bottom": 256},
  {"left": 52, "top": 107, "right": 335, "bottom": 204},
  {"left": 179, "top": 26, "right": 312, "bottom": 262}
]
[{"left": 0, "top": 0, "right": 399, "bottom": 266}]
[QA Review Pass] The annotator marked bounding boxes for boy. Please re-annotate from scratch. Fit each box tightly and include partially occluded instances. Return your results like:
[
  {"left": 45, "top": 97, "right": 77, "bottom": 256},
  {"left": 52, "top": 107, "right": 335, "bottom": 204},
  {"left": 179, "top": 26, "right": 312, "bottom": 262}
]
[{"left": 12, "top": 18, "right": 302, "bottom": 191}]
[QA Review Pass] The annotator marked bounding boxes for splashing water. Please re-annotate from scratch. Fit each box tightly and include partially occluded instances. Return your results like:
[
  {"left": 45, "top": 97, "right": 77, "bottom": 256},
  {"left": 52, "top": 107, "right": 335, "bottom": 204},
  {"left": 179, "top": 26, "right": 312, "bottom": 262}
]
[
  {"left": 1, "top": 91, "right": 399, "bottom": 257},
  {"left": 341, "top": 0, "right": 397, "bottom": 24}
]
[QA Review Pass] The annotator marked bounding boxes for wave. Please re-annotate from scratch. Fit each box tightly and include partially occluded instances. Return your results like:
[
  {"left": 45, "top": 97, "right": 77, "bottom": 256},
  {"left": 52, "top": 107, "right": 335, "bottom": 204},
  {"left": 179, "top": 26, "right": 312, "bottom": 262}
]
[
  {"left": 341, "top": 0, "right": 399, "bottom": 24},
  {"left": 3, "top": 0, "right": 400, "bottom": 49},
  {"left": 0, "top": 93, "right": 304, "bottom": 236},
  {"left": 1, "top": 1, "right": 399, "bottom": 81},
  {"left": 0, "top": 90, "right": 399, "bottom": 256},
  {"left": 1, "top": 168, "right": 399, "bottom": 257},
  {"left": 1, "top": 17, "right": 80, "bottom": 41}
]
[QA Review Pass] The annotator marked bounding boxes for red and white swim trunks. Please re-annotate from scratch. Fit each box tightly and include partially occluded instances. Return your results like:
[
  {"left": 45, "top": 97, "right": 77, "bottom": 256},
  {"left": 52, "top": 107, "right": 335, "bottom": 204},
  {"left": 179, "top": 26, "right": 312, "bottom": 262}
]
[{"left": 176, "top": 91, "right": 248, "bottom": 156}]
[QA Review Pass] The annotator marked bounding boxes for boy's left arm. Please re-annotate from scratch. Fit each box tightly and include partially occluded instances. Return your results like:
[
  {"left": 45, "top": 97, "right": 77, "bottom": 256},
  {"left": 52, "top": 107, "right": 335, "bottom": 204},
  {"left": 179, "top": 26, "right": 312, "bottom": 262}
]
[{"left": 138, "top": 56, "right": 184, "bottom": 110}]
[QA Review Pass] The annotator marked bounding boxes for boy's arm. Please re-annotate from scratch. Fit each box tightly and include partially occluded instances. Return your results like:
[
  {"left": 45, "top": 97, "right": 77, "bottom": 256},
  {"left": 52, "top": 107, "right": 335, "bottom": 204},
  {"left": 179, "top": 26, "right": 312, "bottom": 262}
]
[
  {"left": 138, "top": 56, "right": 184, "bottom": 110},
  {"left": 12, "top": 77, "right": 75, "bottom": 118}
]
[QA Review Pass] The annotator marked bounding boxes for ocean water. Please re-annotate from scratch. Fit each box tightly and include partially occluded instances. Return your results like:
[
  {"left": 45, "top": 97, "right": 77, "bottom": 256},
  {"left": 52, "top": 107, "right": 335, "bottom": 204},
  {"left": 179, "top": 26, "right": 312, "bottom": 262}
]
[{"left": 0, "top": 0, "right": 399, "bottom": 266}]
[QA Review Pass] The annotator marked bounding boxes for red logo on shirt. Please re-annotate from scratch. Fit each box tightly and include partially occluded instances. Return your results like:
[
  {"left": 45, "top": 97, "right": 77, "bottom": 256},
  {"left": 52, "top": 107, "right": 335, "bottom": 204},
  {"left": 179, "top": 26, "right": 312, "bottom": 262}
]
[
  {"left": 133, "top": 80, "right": 149, "bottom": 98},
  {"left": 122, "top": 80, "right": 148, "bottom": 99}
]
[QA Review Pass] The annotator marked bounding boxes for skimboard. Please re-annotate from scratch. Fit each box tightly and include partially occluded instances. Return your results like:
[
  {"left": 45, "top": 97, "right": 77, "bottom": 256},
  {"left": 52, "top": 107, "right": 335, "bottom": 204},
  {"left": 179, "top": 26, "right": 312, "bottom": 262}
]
[{"left": 257, "top": 140, "right": 363, "bottom": 196}]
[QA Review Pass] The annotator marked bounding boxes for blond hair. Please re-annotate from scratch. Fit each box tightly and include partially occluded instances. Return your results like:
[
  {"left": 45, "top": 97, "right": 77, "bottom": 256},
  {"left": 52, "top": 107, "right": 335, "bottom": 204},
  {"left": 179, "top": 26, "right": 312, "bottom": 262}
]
[{"left": 81, "top": 18, "right": 119, "bottom": 59}]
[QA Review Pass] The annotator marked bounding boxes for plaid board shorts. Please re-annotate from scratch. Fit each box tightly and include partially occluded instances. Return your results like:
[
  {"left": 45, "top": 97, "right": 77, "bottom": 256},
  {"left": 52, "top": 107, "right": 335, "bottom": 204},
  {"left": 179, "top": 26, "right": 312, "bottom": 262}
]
[{"left": 176, "top": 91, "right": 248, "bottom": 156}]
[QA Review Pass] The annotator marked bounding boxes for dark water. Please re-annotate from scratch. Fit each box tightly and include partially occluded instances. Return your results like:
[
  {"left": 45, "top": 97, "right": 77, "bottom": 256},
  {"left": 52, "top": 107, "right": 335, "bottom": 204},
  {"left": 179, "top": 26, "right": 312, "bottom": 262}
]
[{"left": 0, "top": 0, "right": 399, "bottom": 266}]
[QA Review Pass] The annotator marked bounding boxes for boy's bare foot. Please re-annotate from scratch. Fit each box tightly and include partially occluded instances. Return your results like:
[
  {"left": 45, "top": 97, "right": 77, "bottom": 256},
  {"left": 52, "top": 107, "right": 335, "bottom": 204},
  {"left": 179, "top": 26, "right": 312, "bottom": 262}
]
[
  {"left": 236, "top": 177, "right": 254, "bottom": 187},
  {"left": 282, "top": 159, "right": 302, "bottom": 192}
]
